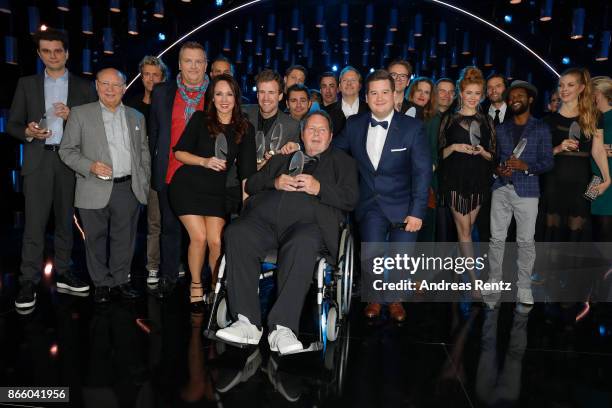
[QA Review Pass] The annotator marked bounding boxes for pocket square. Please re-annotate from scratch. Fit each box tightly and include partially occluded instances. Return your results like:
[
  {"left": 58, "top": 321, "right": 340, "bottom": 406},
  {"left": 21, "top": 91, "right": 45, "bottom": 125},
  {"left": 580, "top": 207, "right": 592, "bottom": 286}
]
[
  {"left": 135, "top": 126, "right": 140, "bottom": 131},
  {"left": 391, "top": 147, "right": 407, "bottom": 152}
]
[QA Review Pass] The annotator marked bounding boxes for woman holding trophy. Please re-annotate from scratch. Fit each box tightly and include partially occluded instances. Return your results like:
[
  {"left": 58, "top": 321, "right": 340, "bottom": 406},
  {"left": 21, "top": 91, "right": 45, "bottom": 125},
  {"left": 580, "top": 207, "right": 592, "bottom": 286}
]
[{"left": 169, "top": 74, "right": 256, "bottom": 307}]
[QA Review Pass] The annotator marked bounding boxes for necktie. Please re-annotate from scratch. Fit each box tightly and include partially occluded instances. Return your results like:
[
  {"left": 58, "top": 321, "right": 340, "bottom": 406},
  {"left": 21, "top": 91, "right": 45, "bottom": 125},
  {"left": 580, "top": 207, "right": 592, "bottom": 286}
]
[
  {"left": 494, "top": 109, "right": 501, "bottom": 126},
  {"left": 370, "top": 117, "right": 389, "bottom": 129}
]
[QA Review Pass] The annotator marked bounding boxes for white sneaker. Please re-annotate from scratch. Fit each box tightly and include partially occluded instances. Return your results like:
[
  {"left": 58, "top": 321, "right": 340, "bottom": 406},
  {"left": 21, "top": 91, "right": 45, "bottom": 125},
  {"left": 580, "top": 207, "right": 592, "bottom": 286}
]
[
  {"left": 517, "top": 288, "right": 534, "bottom": 305},
  {"left": 216, "top": 314, "right": 262, "bottom": 345},
  {"left": 146, "top": 269, "right": 159, "bottom": 284},
  {"left": 268, "top": 325, "right": 303, "bottom": 355}
]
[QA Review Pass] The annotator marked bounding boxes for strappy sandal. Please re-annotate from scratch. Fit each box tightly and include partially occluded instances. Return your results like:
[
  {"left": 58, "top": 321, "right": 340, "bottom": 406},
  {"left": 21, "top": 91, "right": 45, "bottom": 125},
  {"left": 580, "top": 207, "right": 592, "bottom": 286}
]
[{"left": 190, "top": 281, "right": 204, "bottom": 304}]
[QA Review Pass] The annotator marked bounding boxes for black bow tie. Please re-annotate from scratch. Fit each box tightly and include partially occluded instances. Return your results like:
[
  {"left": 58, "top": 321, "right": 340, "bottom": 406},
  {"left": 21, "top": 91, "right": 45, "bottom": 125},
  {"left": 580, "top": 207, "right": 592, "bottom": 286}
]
[{"left": 370, "top": 117, "right": 389, "bottom": 129}]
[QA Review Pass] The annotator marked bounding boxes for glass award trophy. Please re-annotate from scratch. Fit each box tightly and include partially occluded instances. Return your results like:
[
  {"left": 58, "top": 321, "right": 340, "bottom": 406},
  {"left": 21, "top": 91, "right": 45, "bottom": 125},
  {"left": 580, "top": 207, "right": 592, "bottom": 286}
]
[
  {"left": 568, "top": 121, "right": 581, "bottom": 142},
  {"left": 215, "top": 133, "right": 228, "bottom": 161},
  {"left": 405, "top": 106, "right": 417, "bottom": 118},
  {"left": 255, "top": 131, "right": 266, "bottom": 164},
  {"left": 288, "top": 151, "right": 305, "bottom": 177},
  {"left": 512, "top": 137, "right": 528, "bottom": 159},
  {"left": 469, "top": 121, "right": 481, "bottom": 147},
  {"left": 268, "top": 122, "right": 283, "bottom": 156}
]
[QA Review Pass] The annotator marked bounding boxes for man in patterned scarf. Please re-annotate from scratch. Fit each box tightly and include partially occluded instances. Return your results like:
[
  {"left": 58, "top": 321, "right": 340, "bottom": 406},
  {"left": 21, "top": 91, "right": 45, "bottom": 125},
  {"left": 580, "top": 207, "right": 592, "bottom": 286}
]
[{"left": 149, "top": 41, "right": 209, "bottom": 297}]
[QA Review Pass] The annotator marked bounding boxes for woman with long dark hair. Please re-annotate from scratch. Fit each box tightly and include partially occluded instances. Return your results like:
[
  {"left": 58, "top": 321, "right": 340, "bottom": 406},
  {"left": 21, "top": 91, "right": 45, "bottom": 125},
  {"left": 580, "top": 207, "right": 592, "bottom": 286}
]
[
  {"left": 406, "top": 77, "right": 438, "bottom": 121},
  {"left": 169, "top": 74, "right": 256, "bottom": 306}
]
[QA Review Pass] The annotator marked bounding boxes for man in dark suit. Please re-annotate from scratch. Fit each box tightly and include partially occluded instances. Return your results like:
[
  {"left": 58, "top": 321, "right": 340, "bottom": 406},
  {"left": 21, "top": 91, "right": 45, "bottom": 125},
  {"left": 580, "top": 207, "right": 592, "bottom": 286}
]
[
  {"left": 8, "top": 28, "right": 97, "bottom": 309},
  {"left": 334, "top": 69, "right": 432, "bottom": 322},
  {"left": 338, "top": 66, "right": 369, "bottom": 119},
  {"left": 59, "top": 68, "right": 150, "bottom": 303},
  {"left": 319, "top": 72, "right": 346, "bottom": 135},
  {"left": 216, "top": 111, "right": 358, "bottom": 355},
  {"left": 149, "top": 41, "right": 208, "bottom": 297}
]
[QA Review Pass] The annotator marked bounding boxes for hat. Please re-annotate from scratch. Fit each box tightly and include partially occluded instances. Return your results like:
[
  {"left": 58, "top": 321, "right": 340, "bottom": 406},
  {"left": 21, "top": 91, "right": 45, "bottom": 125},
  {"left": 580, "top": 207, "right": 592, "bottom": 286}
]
[{"left": 504, "top": 80, "right": 538, "bottom": 101}]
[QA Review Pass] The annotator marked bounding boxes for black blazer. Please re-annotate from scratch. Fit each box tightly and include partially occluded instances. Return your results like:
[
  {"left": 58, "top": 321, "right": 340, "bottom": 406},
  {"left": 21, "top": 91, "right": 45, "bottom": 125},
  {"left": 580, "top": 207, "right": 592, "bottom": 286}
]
[
  {"left": 7, "top": 72, "right": 97, "bottom": 175},
  {"left": 244, "top": 147, "right": 359, "bottom": 262},
  {"left": 321, "top": 101, "right": 347, "bottom": 135},
  {"left": 149, "top": 81, "right": 184, "bottom": 191},
  {"left": 242, "top": 105, "right": 300, "bottom": 147}
]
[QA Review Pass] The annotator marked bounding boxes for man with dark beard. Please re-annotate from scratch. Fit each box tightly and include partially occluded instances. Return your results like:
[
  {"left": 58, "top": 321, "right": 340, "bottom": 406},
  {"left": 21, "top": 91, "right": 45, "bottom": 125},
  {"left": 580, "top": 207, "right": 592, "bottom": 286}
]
[{"left": 483, "top": 80, "right": 553, "bottom": 305}]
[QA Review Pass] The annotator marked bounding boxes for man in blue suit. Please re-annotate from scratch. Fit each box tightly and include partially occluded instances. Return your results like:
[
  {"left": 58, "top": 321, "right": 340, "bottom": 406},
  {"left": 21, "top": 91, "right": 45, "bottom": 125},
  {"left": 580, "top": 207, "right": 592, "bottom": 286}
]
[{"left": 334, "top": 70, "right": 432, "bottom": 321}]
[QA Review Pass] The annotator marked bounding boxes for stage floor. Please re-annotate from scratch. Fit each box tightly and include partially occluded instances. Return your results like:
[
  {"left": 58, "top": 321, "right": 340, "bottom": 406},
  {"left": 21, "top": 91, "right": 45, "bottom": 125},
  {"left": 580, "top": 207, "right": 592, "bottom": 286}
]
[{"left": 1, "top": 229, "right": 612, "bottom": 407}]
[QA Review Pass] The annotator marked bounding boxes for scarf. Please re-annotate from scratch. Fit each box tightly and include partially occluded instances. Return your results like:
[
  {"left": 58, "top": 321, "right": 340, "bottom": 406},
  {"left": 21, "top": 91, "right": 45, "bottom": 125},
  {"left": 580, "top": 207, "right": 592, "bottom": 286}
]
[{"left": 176, "top": 72, "right": 209, "bottom": 122}]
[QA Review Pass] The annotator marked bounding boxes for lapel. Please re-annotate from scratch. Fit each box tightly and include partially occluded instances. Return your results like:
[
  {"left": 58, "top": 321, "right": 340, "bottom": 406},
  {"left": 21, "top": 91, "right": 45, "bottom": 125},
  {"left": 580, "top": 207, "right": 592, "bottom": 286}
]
[
  {"left": 164, "top": 82, "right": 178, "bottom": 127},
  {"left": 36, "top": 74, "right": 45, "bottom": 117},
  {"left": 377, "top": 111, "right": 400, "bottom": 171},
  {"left": 93, "top": 103, "right": 112, "bottom": 163},
  {"left": 358, "top": 113, "right": 376, "bottom": 173},
  {"left": 124, "top": 107, "right": 139, "bottom": 156}
]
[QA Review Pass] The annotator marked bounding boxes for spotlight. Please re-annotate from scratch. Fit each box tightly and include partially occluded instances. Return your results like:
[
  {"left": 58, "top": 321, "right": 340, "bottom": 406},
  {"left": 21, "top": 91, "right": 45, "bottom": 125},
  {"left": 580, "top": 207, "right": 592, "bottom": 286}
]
[
  {"left": 561, "top": 56, "right": 570, "bottom": 65},
  {"left": 40, "top": 24, "right": 48, "bottom": 31},
  {"left": 252, "top": 86, "right": 256, "bottom": 92},
  {"left": 216, "top": 0, "right": 223, "bottom": 6},
  {"left": 332, "top": 64, "right": 338, "bottom": 72},
  {"left": 49, "top": 344, "right": 59, "bottom": 358},
  {"left": 504, "top": 15, "right": 512, "bottom": 23},
  {"left": 44, "top": 261, "right": 53, "bottom": 277},
  {"left": 158, "top": 33, "right": 166, "bottom": 41},
  {"left": 369, "top": 67, "right": 375, "bottom": 73}
]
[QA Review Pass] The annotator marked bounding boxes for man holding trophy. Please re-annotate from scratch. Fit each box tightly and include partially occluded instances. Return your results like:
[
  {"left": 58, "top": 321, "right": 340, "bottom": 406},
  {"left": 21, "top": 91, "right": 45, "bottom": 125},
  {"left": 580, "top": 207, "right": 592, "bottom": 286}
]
[{"left": 484, "top": 80, "right": 554, "bottom": 304}]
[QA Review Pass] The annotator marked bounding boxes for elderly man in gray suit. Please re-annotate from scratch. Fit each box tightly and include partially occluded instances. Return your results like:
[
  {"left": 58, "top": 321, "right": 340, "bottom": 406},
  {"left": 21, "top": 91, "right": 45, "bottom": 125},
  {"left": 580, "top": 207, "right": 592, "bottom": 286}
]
[{"left": 59, "top": 68, "right": 150, "bottom": 303}]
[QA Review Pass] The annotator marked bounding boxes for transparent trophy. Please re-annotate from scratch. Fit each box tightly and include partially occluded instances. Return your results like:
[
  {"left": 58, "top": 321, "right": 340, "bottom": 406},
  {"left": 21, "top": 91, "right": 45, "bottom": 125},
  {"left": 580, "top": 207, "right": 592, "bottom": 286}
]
[
  {"left": 215, "top": 133, "right": 228, "bottom": 161},
  {"left": 288, "top": 151, "right": 305, "bottom": 177},
  {"left": 568, "top": 121, "right": 581, "bottom": 142},
  {"left": 512, "top": 138, "right": 528, "bottom": 160},
  {"left": 469, "top": 121, "right": 481, "bottom": 147},
  {"left": 268, "top": 122, "right": 283, "bottom": 156},
  {"left": 255, "top": 130, "right": 266, "bottom": 164}
]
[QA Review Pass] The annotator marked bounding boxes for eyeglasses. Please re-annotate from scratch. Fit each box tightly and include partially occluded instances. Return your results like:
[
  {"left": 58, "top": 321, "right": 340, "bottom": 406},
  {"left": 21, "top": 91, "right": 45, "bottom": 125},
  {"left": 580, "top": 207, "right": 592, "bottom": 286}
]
[
  {"left": 390, "top": 72, "right": 409, "bottom": 80},
  {"left": 97, "top": 80, "right": 125, "bottom": 90}
]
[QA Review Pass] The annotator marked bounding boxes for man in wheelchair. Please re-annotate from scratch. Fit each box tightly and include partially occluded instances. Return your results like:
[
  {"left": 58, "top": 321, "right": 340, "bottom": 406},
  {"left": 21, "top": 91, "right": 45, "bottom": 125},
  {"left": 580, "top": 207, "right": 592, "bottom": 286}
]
[{"left": 216, "top": 111, "right": 359, "bottom": 355}]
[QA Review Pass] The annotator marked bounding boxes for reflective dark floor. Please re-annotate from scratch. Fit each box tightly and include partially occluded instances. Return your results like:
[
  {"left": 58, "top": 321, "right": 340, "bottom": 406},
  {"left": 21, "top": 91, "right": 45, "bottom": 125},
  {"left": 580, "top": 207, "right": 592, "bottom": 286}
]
[{"left": 2, "top": 228, "right": 612, "bottom": 407}]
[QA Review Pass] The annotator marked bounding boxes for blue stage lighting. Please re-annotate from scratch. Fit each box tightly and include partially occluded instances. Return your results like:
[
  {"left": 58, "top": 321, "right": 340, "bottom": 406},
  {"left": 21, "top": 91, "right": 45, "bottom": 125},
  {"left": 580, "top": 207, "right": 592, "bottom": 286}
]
[
  {"left": 158, "top": 33, "right": 166, "bottom": 41},
  {"left": 562, "top": 56, "right": 570, "bottom": 65},
  {"left": 504, "top": 15, "right": 512, "bottom": 23},
  {"left": 332, "top": 65, "right": 338, "bottom": 72}
]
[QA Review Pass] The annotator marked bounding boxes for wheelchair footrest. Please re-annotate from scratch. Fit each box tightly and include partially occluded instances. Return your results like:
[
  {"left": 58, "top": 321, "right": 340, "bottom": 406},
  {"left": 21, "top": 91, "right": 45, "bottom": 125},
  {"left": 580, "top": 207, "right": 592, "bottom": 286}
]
[
  {"left": 203, "top": 329, "right": 254, "bottom": 349},
  {"left": 277, "top": 341, "right": 323, "bottom": 356}
]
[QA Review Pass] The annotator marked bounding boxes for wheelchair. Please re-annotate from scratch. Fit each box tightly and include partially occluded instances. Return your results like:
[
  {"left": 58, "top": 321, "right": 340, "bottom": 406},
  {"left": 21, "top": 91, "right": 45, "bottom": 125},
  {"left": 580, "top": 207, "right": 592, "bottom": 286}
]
[{"left": 203, "top": 220, "right": 355, "bottom": 355}]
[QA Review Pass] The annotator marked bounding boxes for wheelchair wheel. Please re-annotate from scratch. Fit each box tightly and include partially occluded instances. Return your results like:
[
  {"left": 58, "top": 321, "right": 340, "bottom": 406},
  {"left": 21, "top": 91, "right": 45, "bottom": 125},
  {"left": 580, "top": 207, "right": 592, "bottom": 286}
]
[
  {"left": 216, "top": 296, "right": 231, "bottom": 329},
  {"left": 326, "top": 305, "right": 339, "bottom": 342},
  {"left": 342, "top": 231, "right": 354, "bottom": 315}
]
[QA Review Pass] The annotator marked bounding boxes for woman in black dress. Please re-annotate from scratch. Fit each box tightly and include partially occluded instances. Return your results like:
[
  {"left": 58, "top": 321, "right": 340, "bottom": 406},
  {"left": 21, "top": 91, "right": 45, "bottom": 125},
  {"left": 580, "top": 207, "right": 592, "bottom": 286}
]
[
  {"left": 438, "top": 67, "right": 496, "bottom": 242},
  {"left": 542, "top": 68, "right": 600, "bottom": 242},
  {"left": 169, "top": 74, "right": 256, "bottom": 304}
]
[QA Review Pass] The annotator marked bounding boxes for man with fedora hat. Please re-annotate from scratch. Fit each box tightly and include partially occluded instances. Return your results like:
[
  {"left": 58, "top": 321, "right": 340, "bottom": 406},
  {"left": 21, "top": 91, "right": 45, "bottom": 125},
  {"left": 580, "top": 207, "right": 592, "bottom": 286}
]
[{"left": 483, "top": 80, "right": 554, "bottom": 304}]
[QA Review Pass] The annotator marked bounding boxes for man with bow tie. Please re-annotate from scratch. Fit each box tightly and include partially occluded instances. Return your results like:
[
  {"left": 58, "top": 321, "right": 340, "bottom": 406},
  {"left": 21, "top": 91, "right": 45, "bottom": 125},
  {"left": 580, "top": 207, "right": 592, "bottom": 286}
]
[
  {"left": 334, "top": 69, "right": 432, "bottom": 322},
  {"left": 59, "top": 68, "right": 150, "bottom": 303}
]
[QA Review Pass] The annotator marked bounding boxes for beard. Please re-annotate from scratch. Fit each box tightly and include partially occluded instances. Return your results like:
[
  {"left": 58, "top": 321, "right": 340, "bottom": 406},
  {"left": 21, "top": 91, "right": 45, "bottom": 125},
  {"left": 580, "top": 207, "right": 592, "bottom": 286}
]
[{"left": 510, "top": 102, "right": 529, "bottom": 115}]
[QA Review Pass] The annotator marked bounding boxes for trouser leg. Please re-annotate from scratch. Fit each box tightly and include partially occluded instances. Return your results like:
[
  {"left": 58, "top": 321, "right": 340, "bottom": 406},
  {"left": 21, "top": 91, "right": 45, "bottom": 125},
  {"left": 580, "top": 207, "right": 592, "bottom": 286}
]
[
  {"left": 158, "top": 185, "right": 181, "bottom": 281},
  {"left": 224, "top": 216, "right": 276, "bottom": 327},
  {"left": 20, "top": 154, "right": 54, "bottom": 284},
  {"left": 146, "top": 187, "right": 161, "bottom": 271},
  {"left": 108, "top": 183, "right": 140, "bottom": 286},
  {"left": 511, "top": 191, "right": 538, "bottom": 289},
  {"left": 79, "top": 207, "right": 113, "bottom": 287},
  {"left": 267, "top": 223, "right": 323, "bottom": 333},
  {"left": 52, "top": 153, "right": 75, "bottom": 276},
  {"left": 488, "top": 187, "right": 514, "bottom": 282}
]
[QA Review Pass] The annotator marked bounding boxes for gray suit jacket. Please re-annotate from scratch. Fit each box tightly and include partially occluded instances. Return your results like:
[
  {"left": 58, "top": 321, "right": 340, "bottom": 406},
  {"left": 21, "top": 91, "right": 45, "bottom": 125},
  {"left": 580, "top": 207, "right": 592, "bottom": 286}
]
[
  {"left": 242, "top": 105, "right": 300, "bottom": 147},
  {"left": 7, "top": 73, "right": 97, "bottom": 175},
  {"left": 59, "top": 102, "right": 150, "bottom": 209}
]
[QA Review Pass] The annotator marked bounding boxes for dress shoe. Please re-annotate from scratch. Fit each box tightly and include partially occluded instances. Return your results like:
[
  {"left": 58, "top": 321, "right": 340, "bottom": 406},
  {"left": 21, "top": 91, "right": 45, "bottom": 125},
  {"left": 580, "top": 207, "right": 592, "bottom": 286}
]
[
  {"left": 388, "top": 302, "right": 406, "bottom": 322},
  {"left": 155, "top": 276, "right": 176, "bottom": 299},
  {"left": 114, "top": 283, "right": 140, "bottom": 300},
  {"left": 94, "top": 287, "right": 111, "bottom": 304},
  {"left": 364, "top": 303, "right": 381, "bottom": 318},
  {"left": 56, "top": 271, "right": 90, "bottom": 292}
]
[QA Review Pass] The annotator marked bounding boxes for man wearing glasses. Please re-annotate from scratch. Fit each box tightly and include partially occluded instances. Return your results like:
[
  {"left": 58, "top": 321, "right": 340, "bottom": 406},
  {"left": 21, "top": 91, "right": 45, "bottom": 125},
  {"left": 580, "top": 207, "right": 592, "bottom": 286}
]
[
  {"left": 59, "top": 68, "right": 150, "bottom": 303},
  {"left": 8, "top": 28, "right": 97, "bottom": 310},
  {"left": 387, "top": 59, "right": 413, "bottom": 113}
]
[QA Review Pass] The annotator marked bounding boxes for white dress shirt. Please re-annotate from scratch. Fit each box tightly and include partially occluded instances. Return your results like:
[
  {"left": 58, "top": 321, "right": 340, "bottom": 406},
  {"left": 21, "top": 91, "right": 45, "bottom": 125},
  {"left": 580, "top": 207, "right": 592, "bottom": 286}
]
[
  {"left": 488, "top": 102, "right": 507, "bottom": 124},
  {"left": 341, "top": 98, "right": 360, "bottom": 118},
  {"left": 366, "top": 111, "right": 394, "bottom": 170},
  {"left": 100, "top": 102, "right": 132, "bottom": 178}
]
